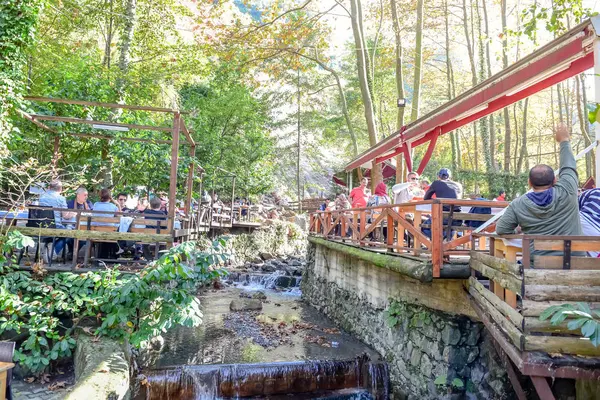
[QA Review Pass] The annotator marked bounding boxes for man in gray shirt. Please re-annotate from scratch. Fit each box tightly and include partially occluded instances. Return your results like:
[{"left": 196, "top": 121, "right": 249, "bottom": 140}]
[{"left": 496, "top": 124, "right": 582, "bottom": 248}]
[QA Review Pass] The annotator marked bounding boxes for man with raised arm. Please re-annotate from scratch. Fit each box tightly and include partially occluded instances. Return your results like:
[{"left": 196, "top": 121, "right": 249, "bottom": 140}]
[{"left": 496, "top": 123, "right": 582, "bottom": 237}]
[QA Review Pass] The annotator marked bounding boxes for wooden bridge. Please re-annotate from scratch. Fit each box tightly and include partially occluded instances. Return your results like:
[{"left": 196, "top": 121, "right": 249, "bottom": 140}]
[{"left": 308, "top": 199, "right": 600, "bottom": 399}]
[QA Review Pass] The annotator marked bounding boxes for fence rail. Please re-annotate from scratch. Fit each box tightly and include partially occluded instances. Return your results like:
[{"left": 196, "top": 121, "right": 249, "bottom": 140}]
[
  {"left": 469, "top": 233, "right": 600, "bottom": 357},
  {"left": 308, "top": 199, "right": 509, "bottom": 277}
]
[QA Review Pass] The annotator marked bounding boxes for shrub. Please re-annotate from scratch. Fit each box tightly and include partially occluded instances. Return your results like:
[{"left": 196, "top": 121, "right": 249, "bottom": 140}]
[{"left": 0, "top": 232, "right": 228, "bottom": 375}]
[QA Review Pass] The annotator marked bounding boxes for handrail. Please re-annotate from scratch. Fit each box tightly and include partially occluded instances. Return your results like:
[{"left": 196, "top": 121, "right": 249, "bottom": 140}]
[{"left": 308, "top": 198, "right": 509, "bottom": 277}]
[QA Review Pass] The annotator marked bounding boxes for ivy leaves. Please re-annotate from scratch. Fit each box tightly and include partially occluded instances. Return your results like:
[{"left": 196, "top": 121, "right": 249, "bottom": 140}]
[
  {"left": 540, "top": 302, "right": 600, "bottom": 347},
  {"left": 0, "top": 233, "right": 228, "bottom": 376}
]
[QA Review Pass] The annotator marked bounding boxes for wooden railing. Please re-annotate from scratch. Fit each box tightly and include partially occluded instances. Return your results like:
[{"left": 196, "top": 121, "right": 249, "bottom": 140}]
[
  {"left": 308, "top": 199, "right": 508, "bottom": 277},
  {"left": 468, "top": 233, "right": 600, "bottom": 357}
]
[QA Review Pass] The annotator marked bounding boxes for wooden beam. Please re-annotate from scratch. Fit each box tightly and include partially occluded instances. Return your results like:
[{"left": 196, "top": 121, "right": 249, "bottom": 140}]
[
  {"left": 521, "top": 300, "right": 600, "bottom": 317},
  {"left": 69, "top": 132, "right": 172, "bottom": 144},
  {"left": 416, "top": 128, "right": 440, "bottom": 175},
  {"left": 29, "top": 114, "right": 173, "bottom": 132},
  {"left": 471, "top": 259, "right": 523, "bottom": 293},
  {"left": 468, "top": 277, "right": 523, "bottom": 328},
  {"left": 18, "top": 110, "right": 58, "bottom": 133},
  {"left": 25, "top": 96, "right": 179, "bottom": 113},
  {"left": 524, "top": 285, "right": 600, "bottom": 302},
  {"left": 530, "top": 377, "right": 556, "bottom": 400},
  {"left": 0, "top": 226, "right": 172, "bottom": 243},
  {"left": 469, "top": 286, "right": 524, "bottom": 350},
  {"left": 524, "top": 335, "right": 600, "bottom": 357},
  {"left": 524, "top": 269, "right": 600, "bottom": 286},
  {"left": 471, "top": 251, "right": 522, "bottom": 276},
  {"left": 180, "top": 118, "right": 195, "bottom": 146},
  {"left": 185, "top": 145, "right": 196, "bottom": 216},
  {"left": 168, "top": 113, "right": 181, "bottom": 232}
]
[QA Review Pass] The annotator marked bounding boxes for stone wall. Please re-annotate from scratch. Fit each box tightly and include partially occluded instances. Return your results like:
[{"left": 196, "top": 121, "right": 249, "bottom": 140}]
[{"left": 301, "top": 241, "right": 513, "bottom": 399}]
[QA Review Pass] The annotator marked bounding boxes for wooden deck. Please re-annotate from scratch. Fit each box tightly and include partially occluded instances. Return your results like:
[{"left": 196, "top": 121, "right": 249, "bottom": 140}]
[
  {"left": 309, "top": 201, "right": 600, "bottom": 398},
  {"left": 308, "top": 199, "right": 508, "bottom": 277}
]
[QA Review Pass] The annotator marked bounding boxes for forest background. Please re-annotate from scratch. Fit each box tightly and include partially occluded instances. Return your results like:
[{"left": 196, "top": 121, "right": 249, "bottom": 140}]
[{"left": 0, "top": 0, "right": 598, "bottom": 202}]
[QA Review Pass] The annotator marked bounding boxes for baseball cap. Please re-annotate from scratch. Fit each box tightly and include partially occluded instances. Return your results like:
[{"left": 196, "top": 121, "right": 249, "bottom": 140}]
[{"left": 438, "top": 168, "right": 451, "bottom": 179}]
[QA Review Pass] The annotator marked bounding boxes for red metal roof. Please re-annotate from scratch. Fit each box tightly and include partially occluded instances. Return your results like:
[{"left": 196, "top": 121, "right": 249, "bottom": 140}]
[{"left": 345, "top": 19, "right": 597, "bottom": 172}]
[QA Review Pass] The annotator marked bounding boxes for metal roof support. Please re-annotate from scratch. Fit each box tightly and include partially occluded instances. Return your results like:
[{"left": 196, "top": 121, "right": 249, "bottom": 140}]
[{"left": 416, "top": 128, "right": 441, "bottom": 175}]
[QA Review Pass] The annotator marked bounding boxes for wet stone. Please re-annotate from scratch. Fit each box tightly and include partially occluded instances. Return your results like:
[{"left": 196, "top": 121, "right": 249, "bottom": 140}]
[
  {"left": 230, "top": 299, "right": 263, "bottom": 311},
  {"left": 441, "top": 325, "right": 461, "bottom": 346}
]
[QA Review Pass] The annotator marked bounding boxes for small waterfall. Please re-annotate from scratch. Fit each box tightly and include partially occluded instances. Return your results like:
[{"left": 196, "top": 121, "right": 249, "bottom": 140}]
[
  {"left": 229, "top": 270, "right": 301, "bottom": 291},
  {"left": 139, "top": 357, "right": 389, "bottom": 400}
]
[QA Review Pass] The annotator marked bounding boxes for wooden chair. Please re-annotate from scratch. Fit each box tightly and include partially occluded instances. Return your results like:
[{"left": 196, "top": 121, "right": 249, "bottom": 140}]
[
  {"left": 78, "top": 216, "right": 121, "bottom": 265},
  {"left": 130, "top": 217, "right": 169, "bottom": 260},
  {"left": 0, "top": 342, "right": 15, "bottom": 400}
]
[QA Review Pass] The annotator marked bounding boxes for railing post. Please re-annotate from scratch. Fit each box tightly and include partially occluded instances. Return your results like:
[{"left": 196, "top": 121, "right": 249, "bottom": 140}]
[
  {"left": 413, "top": 211, "right": 422, "bottom": 256},
  {"left": 431, "top": 202, "right": 443, "bottom": 278},
  {"left": 387, "top": 213, "right": 394, "bottom": 251},
  {"left": 359, "top": 210, "right": 366, "bottom": 244},
  {"left": 340, "top": 213, "right": 346, "bottom": 240}
]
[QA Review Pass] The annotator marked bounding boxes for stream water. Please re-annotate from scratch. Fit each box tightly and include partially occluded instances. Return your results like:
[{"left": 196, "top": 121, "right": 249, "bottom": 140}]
[{"left": 135, "top": 268, "right": 389, "bottom": 399}]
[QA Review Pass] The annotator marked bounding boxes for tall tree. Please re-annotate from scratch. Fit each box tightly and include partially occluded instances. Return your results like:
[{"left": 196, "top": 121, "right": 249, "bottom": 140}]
[
  {"left": 444, "top": 0, "right": 459, "bottom": 172},
  {"left": 500, "top": 0, "right": 512, "bottom": 172},
  {"left": 350, "top": 0, "right": 381, "bottom": 184},
  {"left": 517, "top": 98, "right": 529, "bottom": 173},
  {"left": 411, "top": 0, "right": 424, "bottom": 122},
  {"left": 390, "top": 0, "right": 406, "bottom": 182},
  {"left": 481, "top": 0, "right": 496, "bottom": 170},
  {"left": 475, "top": 0, "right": 491, "bottom": 172}
]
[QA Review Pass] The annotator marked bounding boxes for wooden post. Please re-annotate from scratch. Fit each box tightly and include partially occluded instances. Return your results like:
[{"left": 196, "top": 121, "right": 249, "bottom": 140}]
[
  {"left": 413, "top": 211, "right": 422, "bottom": 255},
  {"left": 52, "top": 135, "right": 60, "bottom": 169},
  {"left": 504, "top": 245, "right": 519, "bottom": 308},
  {"left": 185, "top": 145, "right": 195, "bottom": 217},
  {"left": 231, "top": 175, "right": 236, "bottom": 221},
  {"left": 341, "top": 214, "right": 347, "bottom": 240},
  {"left": 398, "top": 211, "right": 405, "bottom": 251},
  {"left": 431, "top": 202, "right": 443, "bottom": 278},
  {"left": 360, "top": 211, "right": 366, "bottom": 244},
  {"left": 387, "top": 213, "right": 394, "bottom": 251},
  {"left": 168, "top": 113, "right": 181, "bottom": 234}
]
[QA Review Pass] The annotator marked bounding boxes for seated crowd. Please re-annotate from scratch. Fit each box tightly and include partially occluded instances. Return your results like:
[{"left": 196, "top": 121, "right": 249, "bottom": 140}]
[
  {"left": 322, "top": 123, "right": 599, "bottom": 260},
  {"left": 36, "top": 181, "right": 169, "bottom": 262}
]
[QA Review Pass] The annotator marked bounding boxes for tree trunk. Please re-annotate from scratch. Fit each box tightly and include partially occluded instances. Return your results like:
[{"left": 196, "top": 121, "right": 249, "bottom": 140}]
[
  {"left": 576, "top": 74, "right": 593, "bottom": 178},
  {"left": 116, "top": 0, "right": 136, "bottom": 96},
  {"left": 444, "top": 0, "right": 457, "bottom": 173},
  {"left": 390, "top": 0, "right": 405, "bottom": 130},
  {"left": 350, "top": 0, "right": 381, "bottom": 185},
  {"left": 411, "top": 0, "right": 424, "bottom": 122},
  {"left": 482, "top": 0, "right": 495, "bottom": 170},
  {"left": 501, "top": 0, "right": 511, "bottom": 172},
  {"left": 475, "top": 0, "right": 491, "bottom": 172},
  {"left": 517, "top": 99, "right": 529, "bottom": 173},
  {"left": 580, "top": 73, "right": 595, "bottom": 179},
  {"left": 391, "top": 0, "right": 406, "bottom": 183},
  {"left": 102, "top": 0, "right": 114, "bottom": 68}
]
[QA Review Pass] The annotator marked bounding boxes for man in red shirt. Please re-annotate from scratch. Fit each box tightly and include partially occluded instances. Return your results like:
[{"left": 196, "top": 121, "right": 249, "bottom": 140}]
[{"left": 349, "top": 178, "right": 369, "bottom": 208}]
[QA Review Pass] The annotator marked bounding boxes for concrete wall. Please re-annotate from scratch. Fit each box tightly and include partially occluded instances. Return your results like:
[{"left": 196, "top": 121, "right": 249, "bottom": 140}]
[{"left": 301, "top": 241, "right": 513, "bottom": 400}]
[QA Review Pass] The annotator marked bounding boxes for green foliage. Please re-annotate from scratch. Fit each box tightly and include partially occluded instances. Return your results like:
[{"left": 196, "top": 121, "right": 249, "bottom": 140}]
[
  {"left": 454, "top": 170, "right": 528, "bottom": 199},
  {"left": 521, "top": 0, "right": 598, "bottom": 42},
  {"left": 383, "top": 300, "right": 407, "bottom": 328},
  {"left": 228, "top": 220, "right": 307, "bottom": 263},
  {"left": 434, "top": 375, "right": 447, "bottom": 386},
  {"left": 0, "top": 0, "right": 44, "bottom": 152},
  {"left": 540, "top": 303, "right": 600, "bottom": 347},
  {"left": 0, "top": 233, "right": 228, "bottom": 375},
  {"left": 180, "top": 69, "right": 276, "bottom": 197}
]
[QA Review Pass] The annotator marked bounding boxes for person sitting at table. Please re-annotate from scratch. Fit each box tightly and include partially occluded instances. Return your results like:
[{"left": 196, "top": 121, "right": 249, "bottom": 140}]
[
  {"left": 135, "top": 197, "right": 149, "bottom": 213},
  {"left": 496, "top": 124, "right": 582, "bottom": 263},
  {"left": 39, "top": 180, "right": 76, "bottom": 263},
  {"left": 116, "top": 192, "right": 133, "bottom": 213},
  {"left": 144, "top": 197, "right": 167, "bottom": 227},
  {"left": 367, "top": 182, "right": 391, "bottom": 241},
  {"left": 92, "top": 188, "right": 120, "bottom": 225},
  {"left": 67, "top": 187, "right": 93, "bottom": 210}
]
